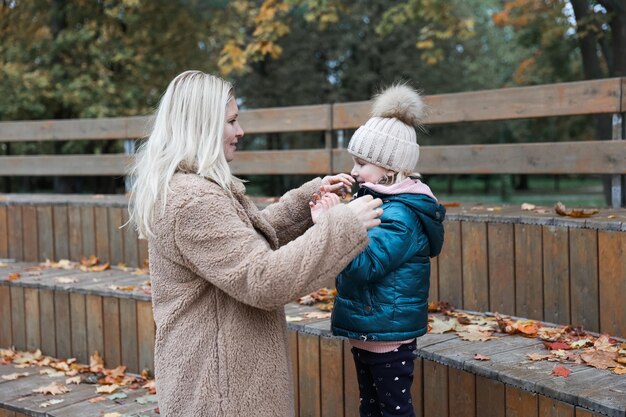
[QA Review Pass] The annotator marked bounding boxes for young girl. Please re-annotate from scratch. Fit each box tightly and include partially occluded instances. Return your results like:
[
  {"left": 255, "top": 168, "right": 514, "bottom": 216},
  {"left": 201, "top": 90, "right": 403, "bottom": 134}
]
[{"left": 329, "top": 84, "right": 445, "bottom": 417}]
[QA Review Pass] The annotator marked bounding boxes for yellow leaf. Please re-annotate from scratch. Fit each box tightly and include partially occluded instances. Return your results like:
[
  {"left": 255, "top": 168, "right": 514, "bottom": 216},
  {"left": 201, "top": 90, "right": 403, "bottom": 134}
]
[
  {"left": 96, "top": 384, "right": 120, "bottom": 394},
  {"left": 33, "top": 382, "right": 70, "bottom": 395}
]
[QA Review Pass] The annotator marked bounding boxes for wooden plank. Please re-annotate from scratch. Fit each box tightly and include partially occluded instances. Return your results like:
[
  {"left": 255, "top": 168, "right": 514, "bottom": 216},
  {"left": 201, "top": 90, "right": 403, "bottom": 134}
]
[
  {"left": 108, "top": 207, "right": 124, "bottom": 266},
  {"left": 230, "top": 150, "right": 331, "bottom": 175},
  {"left": 102, "top": 297, "right": 122, "bottom": 368},
  {"left": 574, "top": 408, "right": 603, "bottom": 417},
  {"left": 80, "top": 206, "right": 96, "bottom": 258},
  {"left": 542, "top": 226, "right": 570, "bottom": 326},
  {"left": 68, "top": 205, "right": 82, "bottom": 260},
  {"left": 0, "top": 285, "right": 12, "bottom": 347},
  {"left": 412, "top": 357, "right": 424, "bottom": 417},
  {"left": 506, "top": 385, "right": 538, "bottom": 417},
  {"left": 320, "top": 337, "right": 344, "bottom": 417},
  {"left": 23, "top": 288, "right": 40, "bottom": 351},
  {"left": 429, "top": 256, "right": 439, "bottom": 303},
  {"left": 461, "top": 222, "right": 489, "bottom": 311},
  {"left": 438, "top": 221, "right": 463, "bottom": 308},
  {"left": 0, "top": 149, "right": 333, "bottom": 176},
  {"left": 331, "top": 141, "right": 626, "bottom": 175},
  {"left": 343, "top": 340, "right": 359, "bottom": 417},
  {"left": 569, "top": 228, "right": 599, "bottom": 333},
  {"left": 20, "top": 206, "right": 38, "bottom": 262},
  {"left": 598, "top": 230, "right": 626, "bottom": 337},
  {"left": 9, "top": 286, "right": 25, "bottom": 350},
  {"left": 239, "top": 104, "right": 331, "bottom": 133},
  {"left": 515, "top": 224, "right": 543, "bottom": 321},
  {"left": 53, "top": 205, "right": 70, "bottom": 260},
  {"left": 0, "top": 115, "right": 150, "bottom": 141},
  {"left": 475, "top": 376, "right": 505, "bottom": 417},
  {"left": 488, "top": 223, "right": 515, "bottom": 315},
  {"left": 39, "top": 288, "right": 56, "bottom": 357},
  {"left": 86, "top": 294, "right": 104, "bottom": 358},
  {"left": 298, "top": 332, "right": 321, "bottom": 417},
  {"left": 0, "top": 104, "right": 330, "bottom": 142},
  {"left": 332, "top": 78, "right": 622, "bottom": 128},
  {"left": 0, "top": 154, "right": 133, "bottom": 176},
  {"left": 121, "top": 209, "right": 138, "bottom": 267},
  {"left": 70, "top": 292, "right": 88, "bottom": 364},
  {"left": 7, "top": 206, "right": 23, "bottom": 261},
  {"left": 138, "top": 238, "right": 149, "bottom": 269},
  {"left": 54, "top": 290, "right": 72, "bottom": 359},
  {"left": 36, "top": 205, "right": 55, "bottom": 261},
  {"left": 448, "top": 367, "right": 475, "bottom": 417},
  {"left": 290, "top": 331, "right": 299, "bottom": 417},
  {"left": 136, "top": 300, "right": 155, "bottom": 374},
  {"left": 119, "top": 298, "right": 139, "bottom": 374},
  {"left": 0, "top": 408, "right": 16, "bottom": 417},
  {"left": 423, "top": 360, "right": 448, "bottom": 417},
  {"left": 0, "top": 206, "right": 8, "bottom": 259},
  {"left": 94, "top": 207, "right": 110, "bottom": 264},
  {"left": 538, "top": 396, "right": 574, "bottom": 417}
]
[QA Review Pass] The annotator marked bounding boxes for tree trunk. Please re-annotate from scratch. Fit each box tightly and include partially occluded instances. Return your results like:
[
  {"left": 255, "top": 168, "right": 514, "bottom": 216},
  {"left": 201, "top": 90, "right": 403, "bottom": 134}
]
[{"left": 571, "top": 0, "right": 614, "bottom": 205}]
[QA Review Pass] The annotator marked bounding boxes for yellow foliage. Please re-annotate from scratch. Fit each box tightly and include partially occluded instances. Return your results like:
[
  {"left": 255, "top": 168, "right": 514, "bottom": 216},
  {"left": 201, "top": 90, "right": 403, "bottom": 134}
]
[{"left": 416, "top": 39, "right": 435, "bottom": 50}]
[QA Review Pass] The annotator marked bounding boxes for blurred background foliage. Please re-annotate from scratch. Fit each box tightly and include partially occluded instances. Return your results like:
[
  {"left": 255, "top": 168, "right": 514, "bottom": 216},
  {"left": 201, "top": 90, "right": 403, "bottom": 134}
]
[{"left": 0, "top": 0, "right": 624, "bottom": 205}]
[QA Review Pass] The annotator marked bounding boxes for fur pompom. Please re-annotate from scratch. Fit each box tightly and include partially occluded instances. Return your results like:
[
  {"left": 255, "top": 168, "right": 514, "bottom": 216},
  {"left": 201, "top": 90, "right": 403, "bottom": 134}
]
[{"left": 371, "top": 84, "right": 426, "bottom": 127}]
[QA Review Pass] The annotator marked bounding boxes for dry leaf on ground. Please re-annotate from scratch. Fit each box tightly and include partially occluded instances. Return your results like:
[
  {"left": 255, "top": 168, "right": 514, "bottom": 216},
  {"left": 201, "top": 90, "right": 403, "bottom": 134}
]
[
  {"left": 551, "top": 365, "right": 571, "bottom": 378},
  {"left": 33, "top": 382, "right": 70, "bottom": 395}
]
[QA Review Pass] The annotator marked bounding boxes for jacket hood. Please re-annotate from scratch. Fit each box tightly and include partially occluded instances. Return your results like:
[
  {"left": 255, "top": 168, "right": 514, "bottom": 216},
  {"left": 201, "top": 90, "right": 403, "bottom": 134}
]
[{"left": 357, "top": 185, "right": 446, "bottom": 257}]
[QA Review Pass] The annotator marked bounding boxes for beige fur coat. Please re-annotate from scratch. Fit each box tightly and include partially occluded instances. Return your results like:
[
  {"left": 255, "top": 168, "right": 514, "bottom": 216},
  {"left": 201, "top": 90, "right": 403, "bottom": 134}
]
[{"left": 148, "top": 173, "right": 369, "bottom": 416}]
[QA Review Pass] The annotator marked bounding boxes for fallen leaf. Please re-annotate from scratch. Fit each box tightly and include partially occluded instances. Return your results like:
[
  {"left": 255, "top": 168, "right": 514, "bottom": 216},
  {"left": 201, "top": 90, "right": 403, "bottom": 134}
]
[
  {"left": 521, "top": 203, "right": 536, "bottom": 210},
  {"left": 286, "top": 316, "right": 304, "bottom": 322},
  {"left": 90, "top": 352, "right": 104, "bottom": 372},
  {"left": 107, "top": 392, "right": 128, "bottom": 400},
  {"left": 66, "top": 376, "right": 81, "bottom": 385},
  {"left": 40, "top": 368, "right": 65, "bottom": 377},
  {"left": 136, "top": 394, "right": 158, "bottom": 404},
  {"left": 442, "top": 202, "right": 461, "bottom": 208},
  {"left": 56, "top": 277, "right": 77, "bottom": 284},
  {"left": 39, "top": 398, "right": 64, "bottom": 408},
  {"left": 108, "top": 285, "right": 136, "bottom": 291},
  {"left": 580, "top": 351, "right": 619, "bottom": 369},
  {"left": 544, "top": 341, "right": 571, "bottom": 351},
  {"left": 8, "top": 272, "right": 20, "bottom": 281},
  {"left": 527, "top": 353, "right": 551, "bottom": 361},
  {"left": 33, "top": 382, "right": 70, "bottom": 395},
  {"left": 303, "top": 311, "right": 331, "bottom": 319},
  {"left": 2, "top": 372, "right": 29, "bottom": 380},
  {"left": 516, "top": 320, "right": 539, "bottom": 336},
  {"left": 474, "top": 353, "right": 490, "bottom": 361},
  {"left": 96, "top": 384, "right": 120, "bottom": 394},
  {"left": 554, "top": 202, "right": 598, "bottom": 218},
  {"left": 80, "top": 255, "right": 99, "bottom": 267},
  {"left": 428, "top": 316, "right": 458, "bottom": 334},
  {"left": 89, "top": 262, "right": 110, "bottom": 272},
  {"left": 614, "top": 366, "right": 626, "bottom": 375},
  {"left": 551, "top": 365, "right": 571, "bottom": 378},
  {"left": 103, "top": 413, "right": 122, "bottom": 417}
]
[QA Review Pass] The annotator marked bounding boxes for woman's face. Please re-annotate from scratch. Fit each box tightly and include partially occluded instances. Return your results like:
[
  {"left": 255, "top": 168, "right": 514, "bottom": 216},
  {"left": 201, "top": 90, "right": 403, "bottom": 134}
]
[
  {"left": 350, "top": 157, "right": 388, "bottom": 185},
  {"left": 223, "top": 99, "right": 244, "bottom": 162}
]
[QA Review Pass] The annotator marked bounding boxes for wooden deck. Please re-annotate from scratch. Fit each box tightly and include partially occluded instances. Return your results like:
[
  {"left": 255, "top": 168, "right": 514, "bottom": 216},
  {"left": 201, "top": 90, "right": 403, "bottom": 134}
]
[{"left": 0, "top": 315, "right": 623, "bottom": 417}]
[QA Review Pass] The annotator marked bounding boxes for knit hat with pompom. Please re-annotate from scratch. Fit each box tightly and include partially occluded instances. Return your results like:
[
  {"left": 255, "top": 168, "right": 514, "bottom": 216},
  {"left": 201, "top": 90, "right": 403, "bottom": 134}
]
[{"left": 347, "top": 84, "right": 426, "bottom": 173}]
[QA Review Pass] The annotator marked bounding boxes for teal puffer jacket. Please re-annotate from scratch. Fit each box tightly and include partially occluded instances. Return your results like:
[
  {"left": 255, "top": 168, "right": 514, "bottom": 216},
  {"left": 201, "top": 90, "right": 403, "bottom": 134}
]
[{"left": 331, "top": 187, "right": 445, "bottom": 341}]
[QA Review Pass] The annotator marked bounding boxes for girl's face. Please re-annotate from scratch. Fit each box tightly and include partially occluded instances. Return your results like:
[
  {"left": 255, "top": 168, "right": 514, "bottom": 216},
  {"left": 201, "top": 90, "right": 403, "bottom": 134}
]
[
  {"left": 350, "top": 157, "right": 389, "bottom": 185},
  {"left": 223, "top": 99, "right": 244, "bottom": 162}
]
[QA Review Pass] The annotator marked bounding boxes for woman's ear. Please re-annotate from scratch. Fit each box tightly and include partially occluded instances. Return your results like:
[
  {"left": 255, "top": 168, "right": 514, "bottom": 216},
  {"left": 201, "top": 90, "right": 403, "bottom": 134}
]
[{"left": 386, "top": 170, "right": 395, "bottom": 177}]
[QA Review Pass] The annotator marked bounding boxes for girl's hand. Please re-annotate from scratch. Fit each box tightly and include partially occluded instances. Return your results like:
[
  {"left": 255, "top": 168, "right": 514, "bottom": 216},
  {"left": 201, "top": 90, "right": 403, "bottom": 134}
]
[
  {"left": 321, "top": 173, "right": 355, "bottom": 198},
  {"left": 310, "top": 192, "right": 341, "bottom": 224}
]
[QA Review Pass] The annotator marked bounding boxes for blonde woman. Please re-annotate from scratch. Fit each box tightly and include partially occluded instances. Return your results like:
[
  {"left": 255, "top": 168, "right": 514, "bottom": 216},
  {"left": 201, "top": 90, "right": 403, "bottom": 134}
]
[{"left": 129, "top": 70, "right": 383, "bottom": 417}]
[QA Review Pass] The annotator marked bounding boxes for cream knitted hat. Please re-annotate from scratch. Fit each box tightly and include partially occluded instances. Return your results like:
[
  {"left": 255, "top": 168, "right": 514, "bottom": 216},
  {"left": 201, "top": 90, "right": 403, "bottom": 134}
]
[{"left": 347, "top": 84, "right": 426, "bottom": 173}]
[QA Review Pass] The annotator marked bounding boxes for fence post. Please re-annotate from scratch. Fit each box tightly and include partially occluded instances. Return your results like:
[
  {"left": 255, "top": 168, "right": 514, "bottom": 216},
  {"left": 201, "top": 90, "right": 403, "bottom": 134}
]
[
  {"left": 611, "top": 113, "right": 625, "bottom": 208},
  {"left": 327, "top": 104, "right": 334, "bottom": 175}
]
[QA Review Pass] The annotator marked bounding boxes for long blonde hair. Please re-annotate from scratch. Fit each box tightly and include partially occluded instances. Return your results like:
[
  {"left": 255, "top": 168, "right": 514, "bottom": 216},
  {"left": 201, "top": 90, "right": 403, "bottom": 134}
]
[{"left": 129, "top": 70, "right": 234, "bottom": 238}]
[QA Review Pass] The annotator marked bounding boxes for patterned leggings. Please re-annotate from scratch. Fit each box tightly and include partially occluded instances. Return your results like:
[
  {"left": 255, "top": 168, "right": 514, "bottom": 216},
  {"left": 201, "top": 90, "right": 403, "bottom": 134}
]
[{"left": 351, "top": 342, "right": 417, "bottom": 417}]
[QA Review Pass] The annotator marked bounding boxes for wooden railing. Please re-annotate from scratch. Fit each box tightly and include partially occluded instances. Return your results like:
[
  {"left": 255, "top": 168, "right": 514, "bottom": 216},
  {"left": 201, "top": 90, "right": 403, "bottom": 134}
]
[{"left": 0, "top": 79, "right": 625, "bottom": 204}]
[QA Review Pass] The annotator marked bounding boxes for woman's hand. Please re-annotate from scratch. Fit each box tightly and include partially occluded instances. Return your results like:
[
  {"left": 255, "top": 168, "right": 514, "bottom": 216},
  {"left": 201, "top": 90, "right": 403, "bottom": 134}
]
[
  {"left": 310, "top": 192, "right": 341, "bottom": 224},
  {"left": 347, "top": 195, "right": 383, "bottom": 230},
  {"left": 321, "top": 173, "right": 354, "bottom": 197}
]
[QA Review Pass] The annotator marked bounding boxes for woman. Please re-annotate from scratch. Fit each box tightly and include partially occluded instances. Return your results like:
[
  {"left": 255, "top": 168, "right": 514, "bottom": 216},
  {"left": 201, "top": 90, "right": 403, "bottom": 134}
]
[{"left": 129, "top": 70, "right": 383, "bottom": 417}]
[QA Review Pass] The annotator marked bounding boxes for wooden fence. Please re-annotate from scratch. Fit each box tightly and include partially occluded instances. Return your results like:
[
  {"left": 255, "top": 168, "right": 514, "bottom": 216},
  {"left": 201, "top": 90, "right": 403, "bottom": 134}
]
[{"left": 0, "top": 78, "right": 625, "bottom": 206}]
